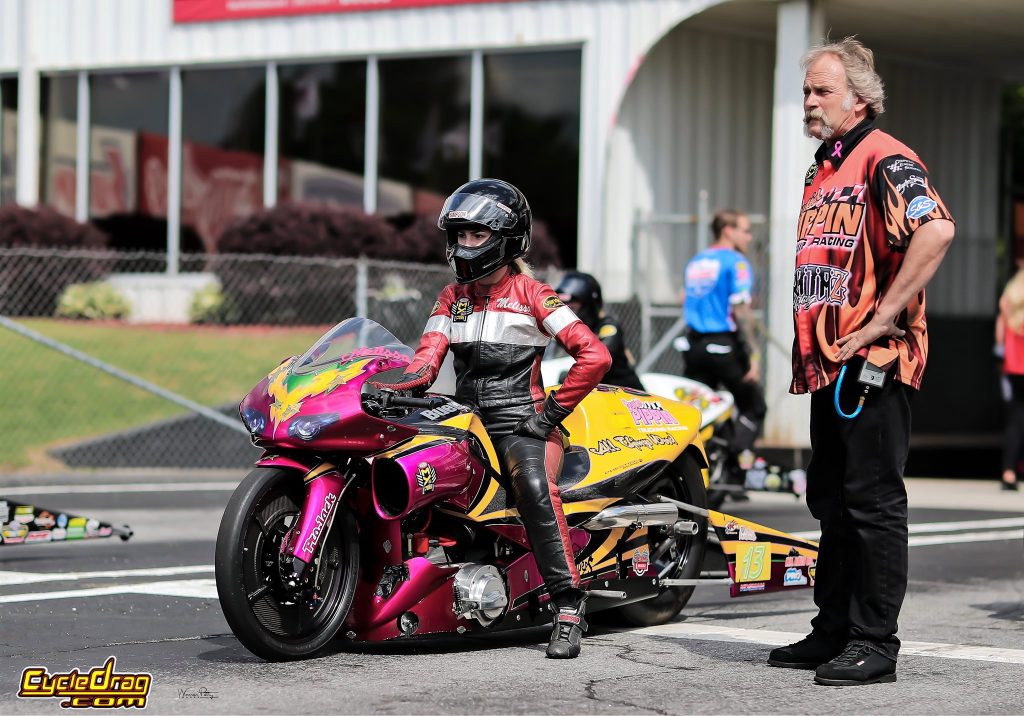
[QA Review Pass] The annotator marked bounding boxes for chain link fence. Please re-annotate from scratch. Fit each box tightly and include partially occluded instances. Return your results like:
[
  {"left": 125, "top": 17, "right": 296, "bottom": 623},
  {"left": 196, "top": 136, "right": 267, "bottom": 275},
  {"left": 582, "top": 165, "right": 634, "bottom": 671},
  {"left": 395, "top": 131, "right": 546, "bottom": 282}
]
[{"left": 0, "top": 248, "right": 663, "bottom": 473}]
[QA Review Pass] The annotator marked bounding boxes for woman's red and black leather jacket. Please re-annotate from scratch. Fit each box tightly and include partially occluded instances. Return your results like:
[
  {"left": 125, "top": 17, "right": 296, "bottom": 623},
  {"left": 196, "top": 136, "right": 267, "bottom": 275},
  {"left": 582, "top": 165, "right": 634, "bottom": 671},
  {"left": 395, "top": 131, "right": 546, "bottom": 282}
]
[{"left": 405, "top": 271, "right": 611, "bottom": 414}]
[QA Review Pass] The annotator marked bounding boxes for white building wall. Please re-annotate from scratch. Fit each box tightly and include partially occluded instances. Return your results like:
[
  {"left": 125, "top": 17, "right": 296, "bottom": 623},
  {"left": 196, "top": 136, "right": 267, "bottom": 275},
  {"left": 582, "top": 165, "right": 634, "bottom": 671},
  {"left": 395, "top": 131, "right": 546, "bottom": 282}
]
[
  {"left": 0, "top": 0, "right": 17, "bottom": 71},
  {"left": 604, "top": 25, "right": 776, "bottom": 303}
]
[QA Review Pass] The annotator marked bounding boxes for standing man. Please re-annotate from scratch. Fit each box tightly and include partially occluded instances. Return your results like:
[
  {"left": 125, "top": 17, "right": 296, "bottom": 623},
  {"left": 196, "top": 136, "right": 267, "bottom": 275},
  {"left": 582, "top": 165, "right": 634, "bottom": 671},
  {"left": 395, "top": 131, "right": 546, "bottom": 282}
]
[
  {"left": 681, "top": 209, "right": 767, "bottom": 452},
  {"left": 768, "top": 38, "right": 955, "bottom": 686}
]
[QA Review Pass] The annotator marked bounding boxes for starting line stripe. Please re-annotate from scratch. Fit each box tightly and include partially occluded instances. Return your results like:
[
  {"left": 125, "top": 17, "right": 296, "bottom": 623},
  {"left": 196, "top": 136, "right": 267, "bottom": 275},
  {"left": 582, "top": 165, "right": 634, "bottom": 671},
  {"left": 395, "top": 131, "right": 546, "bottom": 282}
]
[
  {"left": 0, "top": 482, "right": 239, "bottom": 495},
  {"left": 633, "top": 622, "right": 1024, "bottom": 665},
  {"left": 0, "top": 578, "right": 219, "bottom": 603},
  {"left": 0, "top": 564, "right": 214, "bottom": 586}
]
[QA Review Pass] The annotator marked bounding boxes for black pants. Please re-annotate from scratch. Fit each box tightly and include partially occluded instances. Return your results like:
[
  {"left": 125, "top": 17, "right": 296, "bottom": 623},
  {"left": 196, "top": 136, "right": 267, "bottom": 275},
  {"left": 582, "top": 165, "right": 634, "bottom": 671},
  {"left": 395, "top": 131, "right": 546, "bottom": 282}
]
[
  {"left": 483, "top": 403, "right": 580, "bottom": 605},
  {"left": 806, "top": 373, "right": 912, "bottom": 661},
  {"left": 1002, "top": 374, "right": 1024, "bottom": 473},
  {"left": 683, "top": 331, "right": 767, "bottom": 450}
]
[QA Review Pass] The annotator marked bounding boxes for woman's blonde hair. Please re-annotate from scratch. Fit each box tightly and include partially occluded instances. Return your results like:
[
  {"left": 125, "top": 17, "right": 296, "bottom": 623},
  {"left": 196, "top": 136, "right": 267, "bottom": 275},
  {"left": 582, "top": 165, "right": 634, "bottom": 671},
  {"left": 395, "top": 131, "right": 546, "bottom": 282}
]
[
  {"left": 1003, "top": 267, "right": 1024, "bottom": 333},
  {"left": 801, "top": 37, "right": 886, "bottom": 118},
  {"left": 510, "top": 257, "right": 534, "bottom": 278}
]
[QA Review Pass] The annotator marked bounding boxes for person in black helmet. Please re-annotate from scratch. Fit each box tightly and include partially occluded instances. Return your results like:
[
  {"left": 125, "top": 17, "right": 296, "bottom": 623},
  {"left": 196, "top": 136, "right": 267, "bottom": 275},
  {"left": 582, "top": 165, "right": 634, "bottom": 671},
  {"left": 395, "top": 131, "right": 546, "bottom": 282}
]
[
  {"left": 555, "top": 271, "right": 644, "bottom": 391},
  {"left": 371, "top": 179, "right": 611, "bottom": 659}
]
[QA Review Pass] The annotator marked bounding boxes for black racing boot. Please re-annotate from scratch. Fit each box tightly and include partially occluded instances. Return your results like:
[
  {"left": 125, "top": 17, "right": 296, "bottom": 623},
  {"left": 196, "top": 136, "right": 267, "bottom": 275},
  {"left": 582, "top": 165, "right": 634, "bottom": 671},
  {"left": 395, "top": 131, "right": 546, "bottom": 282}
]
[
  {"left": 767, "top": 631, "right": 847, "bottom": 669},
  {"left": 814, "top": 641, "right": 897, "bottom": 686},
  {"left": 546, "top": 594, "right": 588, "bottom": 659}
]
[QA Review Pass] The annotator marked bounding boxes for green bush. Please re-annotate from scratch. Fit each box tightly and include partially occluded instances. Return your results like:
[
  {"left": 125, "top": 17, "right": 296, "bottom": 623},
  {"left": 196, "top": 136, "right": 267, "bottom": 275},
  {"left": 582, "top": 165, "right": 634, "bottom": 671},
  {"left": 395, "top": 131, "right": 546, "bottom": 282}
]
[
  {"left": 56, "top": 282, "right": 131, "bottom": 321},
  {"left": 189, "top": 283, "right": 241, "bottom": 325}
]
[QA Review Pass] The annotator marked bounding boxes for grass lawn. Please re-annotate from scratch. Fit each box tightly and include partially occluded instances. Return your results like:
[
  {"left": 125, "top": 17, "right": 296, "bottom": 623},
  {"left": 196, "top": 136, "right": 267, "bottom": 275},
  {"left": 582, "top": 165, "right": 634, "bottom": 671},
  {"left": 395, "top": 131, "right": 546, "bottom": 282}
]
[{"left": 2, "top": 320, "right": 327, "bottom": 470}]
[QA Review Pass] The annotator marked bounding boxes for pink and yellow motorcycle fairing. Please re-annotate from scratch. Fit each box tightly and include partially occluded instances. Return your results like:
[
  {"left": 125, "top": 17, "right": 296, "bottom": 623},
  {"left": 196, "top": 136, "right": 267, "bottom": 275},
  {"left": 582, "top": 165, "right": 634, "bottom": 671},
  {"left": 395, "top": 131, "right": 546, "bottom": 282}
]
[{"left": 216, "top": 318, "right": 819, "bottom": 661}]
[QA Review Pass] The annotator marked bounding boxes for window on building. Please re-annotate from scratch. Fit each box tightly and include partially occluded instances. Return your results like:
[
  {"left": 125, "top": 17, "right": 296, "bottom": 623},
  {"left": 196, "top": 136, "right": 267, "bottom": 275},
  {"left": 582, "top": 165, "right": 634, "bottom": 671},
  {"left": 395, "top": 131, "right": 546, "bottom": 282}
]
[
  {"left": 483, "top": 50, "right": 582, "bottom": 267},
  {"left": 378, "top": 56, "right": 471, "bottom": 218},
  {"left": 181, "top": 66, "right": 266, "bottom": 252},
  {"left": 278, "top": 61, "right": 366, "bottom": 208},
  {"left": 1, "top": 77, "right": 17, "bottom": 206},
  {"left": 89, "top": 70, "right": 170, "bottom": 248},
  {"left": 39, "top": 75, "right": 79, "bottom": 217}
]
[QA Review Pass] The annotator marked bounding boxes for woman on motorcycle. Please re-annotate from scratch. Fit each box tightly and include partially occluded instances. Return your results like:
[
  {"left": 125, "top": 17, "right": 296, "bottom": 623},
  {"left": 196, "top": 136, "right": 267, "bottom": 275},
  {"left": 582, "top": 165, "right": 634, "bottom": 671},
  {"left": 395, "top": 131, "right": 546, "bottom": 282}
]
[{"left": 372, "top": 179, "right": 611, "bottom": 659}]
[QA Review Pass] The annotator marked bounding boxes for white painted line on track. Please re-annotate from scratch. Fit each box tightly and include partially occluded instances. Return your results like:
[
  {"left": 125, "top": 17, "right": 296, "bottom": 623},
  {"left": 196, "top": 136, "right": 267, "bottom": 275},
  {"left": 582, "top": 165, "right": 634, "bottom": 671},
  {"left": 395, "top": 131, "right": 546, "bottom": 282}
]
[
  {"left": 792, "top": 515, "right": 1024, "bottom": 544},
  {"left": 0, "top": 482, "right": 238, "bottom": 495},
  {"left": 633, "top": 622, "right": 1024, "bottom": 665},
  {"left": 0, "top": 564, "right": 213, "bottom": 586},
  {"left": 907, "top": 529, "right": 1023, "bottom": 547},
  {"left": 0, "top": 578, "right": 218, "bottom": 603}
]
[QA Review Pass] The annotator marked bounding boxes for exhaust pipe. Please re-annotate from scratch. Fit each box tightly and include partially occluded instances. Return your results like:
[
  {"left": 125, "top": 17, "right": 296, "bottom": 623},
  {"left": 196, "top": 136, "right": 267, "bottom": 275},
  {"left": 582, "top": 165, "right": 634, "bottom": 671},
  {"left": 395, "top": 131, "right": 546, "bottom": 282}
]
[{"left": 581, "top": 502, "right": 679, "bottom": 529}]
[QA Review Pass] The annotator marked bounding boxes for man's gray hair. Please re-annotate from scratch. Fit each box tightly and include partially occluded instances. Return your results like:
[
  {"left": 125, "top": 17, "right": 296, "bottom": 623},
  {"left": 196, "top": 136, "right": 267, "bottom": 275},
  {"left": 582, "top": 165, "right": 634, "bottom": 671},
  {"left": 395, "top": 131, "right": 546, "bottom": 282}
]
[{"left": 801, "top": 37, "right": 885, "bottom": 118}]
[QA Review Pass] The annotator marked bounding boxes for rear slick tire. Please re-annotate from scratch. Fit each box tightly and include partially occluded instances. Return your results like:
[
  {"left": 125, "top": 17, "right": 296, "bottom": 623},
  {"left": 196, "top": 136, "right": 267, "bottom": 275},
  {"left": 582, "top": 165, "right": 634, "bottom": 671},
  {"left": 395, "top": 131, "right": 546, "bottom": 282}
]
[
  {"left": 215, "top": 467, "right": 359, "bottom": 661},
  {"left": 608, "top": 451, "right": 708, "bottom": 627}
]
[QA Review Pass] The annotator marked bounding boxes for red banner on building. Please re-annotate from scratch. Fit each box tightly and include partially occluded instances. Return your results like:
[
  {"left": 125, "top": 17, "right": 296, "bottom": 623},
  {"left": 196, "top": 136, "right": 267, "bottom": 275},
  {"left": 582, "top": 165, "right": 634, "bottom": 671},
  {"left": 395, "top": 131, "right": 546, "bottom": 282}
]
[{"left": 173, "top": 0, "right": 510, "bottom": 23}]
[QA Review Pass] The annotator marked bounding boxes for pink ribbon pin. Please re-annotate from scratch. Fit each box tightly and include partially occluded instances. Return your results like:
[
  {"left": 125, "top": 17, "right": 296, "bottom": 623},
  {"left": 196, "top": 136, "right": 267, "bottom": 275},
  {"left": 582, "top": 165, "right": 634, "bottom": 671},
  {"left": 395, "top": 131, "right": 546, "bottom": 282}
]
[{"left": 831, "top": 141, "right": 843, "bottom": 159}]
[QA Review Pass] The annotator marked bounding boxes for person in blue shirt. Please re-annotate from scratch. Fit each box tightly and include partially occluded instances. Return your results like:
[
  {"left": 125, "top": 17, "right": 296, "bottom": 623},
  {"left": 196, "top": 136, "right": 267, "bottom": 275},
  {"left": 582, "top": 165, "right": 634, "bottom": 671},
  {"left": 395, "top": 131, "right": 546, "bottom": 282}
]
[{"left": 681, "top": 209, "right": 766, "bottom": 451}]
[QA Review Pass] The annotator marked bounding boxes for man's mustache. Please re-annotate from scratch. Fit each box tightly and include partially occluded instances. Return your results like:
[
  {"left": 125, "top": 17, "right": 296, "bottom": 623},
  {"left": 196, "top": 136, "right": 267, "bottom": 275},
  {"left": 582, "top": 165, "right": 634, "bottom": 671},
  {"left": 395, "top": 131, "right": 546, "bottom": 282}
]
[{"left": 804, "top": 109, "right": 827, "bottom": 124}]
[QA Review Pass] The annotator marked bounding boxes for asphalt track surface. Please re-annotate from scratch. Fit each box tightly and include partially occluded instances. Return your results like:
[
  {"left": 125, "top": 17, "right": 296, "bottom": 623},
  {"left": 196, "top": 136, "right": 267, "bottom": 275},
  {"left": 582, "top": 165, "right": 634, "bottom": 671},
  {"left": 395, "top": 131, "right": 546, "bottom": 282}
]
[{"left": 1, "top": 472, "right": 1022, "bottom": 715}]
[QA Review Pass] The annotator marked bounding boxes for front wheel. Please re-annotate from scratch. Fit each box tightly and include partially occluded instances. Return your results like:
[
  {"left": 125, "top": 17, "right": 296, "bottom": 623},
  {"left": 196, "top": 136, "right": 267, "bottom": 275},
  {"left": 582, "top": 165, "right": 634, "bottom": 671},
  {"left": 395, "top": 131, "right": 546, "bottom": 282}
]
[
  {"left": 215, "top": 468, "right": 359, "bottom": 661},
  {"left": 608, "top": 451, "right": 708, "bottom": 626}
]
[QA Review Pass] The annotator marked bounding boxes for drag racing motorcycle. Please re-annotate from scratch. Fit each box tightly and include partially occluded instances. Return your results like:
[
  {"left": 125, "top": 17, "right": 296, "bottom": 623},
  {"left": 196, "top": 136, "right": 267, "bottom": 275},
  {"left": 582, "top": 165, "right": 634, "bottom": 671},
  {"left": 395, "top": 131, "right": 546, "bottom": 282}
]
[
  {"left": 217, "top": 318, "right": 820, "bottom": 661},
  {"left": 543, "top": 356, "right": 806, "bottom": 510}
]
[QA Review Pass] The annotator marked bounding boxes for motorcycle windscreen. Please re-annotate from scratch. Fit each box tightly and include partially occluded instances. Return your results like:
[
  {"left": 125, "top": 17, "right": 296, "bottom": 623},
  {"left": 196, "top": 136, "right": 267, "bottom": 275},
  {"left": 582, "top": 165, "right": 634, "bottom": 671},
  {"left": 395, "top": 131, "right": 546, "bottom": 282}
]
[
  {"left": 293, "top": 317, "right": 413, "bottom": 375},
  {"left": 708, "top": 510, "right": 819, "bottom": 597}
]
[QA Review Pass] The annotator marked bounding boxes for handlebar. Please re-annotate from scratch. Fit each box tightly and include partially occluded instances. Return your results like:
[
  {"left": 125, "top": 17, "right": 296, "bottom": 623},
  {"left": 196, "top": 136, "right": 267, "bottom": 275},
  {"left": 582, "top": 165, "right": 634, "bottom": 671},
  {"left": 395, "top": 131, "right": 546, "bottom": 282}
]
[{"left": 384, "top": 394, "right": 448, "bottom": 409}]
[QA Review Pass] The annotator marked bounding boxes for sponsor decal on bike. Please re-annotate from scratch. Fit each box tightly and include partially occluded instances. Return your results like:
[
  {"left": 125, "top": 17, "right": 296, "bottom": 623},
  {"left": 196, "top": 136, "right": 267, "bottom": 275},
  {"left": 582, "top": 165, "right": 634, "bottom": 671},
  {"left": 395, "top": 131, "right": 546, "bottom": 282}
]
[
  {"left": 588, "top": 439, "right": 621, "bottom": 455},
  {"left": 2, "top": 523, "right": 28, "bottom": 544},
  {"left": 622, "top": 399, "right": 680, "bottom": 427},
  {"left": 783, "top": 567, "right": 808, "bottom": 587},
  {"left": 14, "top": 505, "right": 34, "bottom": 523},
  {"left": 26, "top": 531, "right": 52, "bottom": 543},
  {"left": 67, "top": 517, "right": 87, "bottom": 540},
  {"left": 808, "top": 565, "right": 816, "bottom": 586},
  {"left": 34, "top": 511, "right": 56, "bottom": 529},
  {"left": 738, "top": 526, "right": 757, "bottom": 542},
  {"left": 451, "top": 297, "right": 474, "bottom": 322},
  {"left": 785, "top": 555, "right": 814, "bottom": 568},
  {"left": 301, "top": 492, "right": 338, "bottom": 554},
  {"left": 576, "top": 555, "right": 594, "bottom": 576},
  {"left": 416, "top": 463, "right": 437, "bottom": 494},
  {"left": 0, "top": 501, "right": 8, "bottom": 523},
  {"left": 18, "top": 656, "right": 152, "bottom": 709},
  {"left": 267, "top": 357, "right": 372, "bottom": 430},
  {"left": 724, "top": 520, "right": 738, "bottom": 535},
  {"left": 421, "top": 402, "right": 462, "bottom": 421},
  {"left": 738, "top": 582, "right": 765, "bottom": 593},
  {"left": 613, "top": 433, "right": 679, "bottom": 451},
  {"left": 735, "top": 543, "right": 770, "bottom": 582},
  {"left": 632, "top": 545, "right": 650, "bottom": 576}
]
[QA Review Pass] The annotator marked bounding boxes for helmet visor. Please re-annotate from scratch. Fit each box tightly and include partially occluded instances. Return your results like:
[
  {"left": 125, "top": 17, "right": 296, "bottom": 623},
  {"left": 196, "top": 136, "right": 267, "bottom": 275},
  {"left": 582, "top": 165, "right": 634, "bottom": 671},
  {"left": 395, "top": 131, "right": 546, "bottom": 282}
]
[{"left": 437, "top": 193, "right": 518, "bottom": 232}]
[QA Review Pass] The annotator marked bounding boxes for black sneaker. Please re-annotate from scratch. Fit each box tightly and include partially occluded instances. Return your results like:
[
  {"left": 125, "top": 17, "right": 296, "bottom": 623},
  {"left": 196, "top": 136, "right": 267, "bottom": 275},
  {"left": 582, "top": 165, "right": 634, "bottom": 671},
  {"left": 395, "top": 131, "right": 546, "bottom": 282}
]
[
  {"left": 767, "top": 632, "right": 846, "bottom": 669},
  {"left": 814, "top": 641, "right": 897, "bottom": 686},
  {"left": 546, "top": 599, "right": 588, "bottom": 659}
]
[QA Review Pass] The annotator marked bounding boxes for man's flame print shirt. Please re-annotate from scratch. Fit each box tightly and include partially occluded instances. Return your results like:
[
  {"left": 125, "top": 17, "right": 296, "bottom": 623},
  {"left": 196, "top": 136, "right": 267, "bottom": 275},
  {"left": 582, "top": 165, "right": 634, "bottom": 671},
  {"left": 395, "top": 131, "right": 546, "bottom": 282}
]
[{"left": 791, "top": 119, "right": 953, "bottom": 394}]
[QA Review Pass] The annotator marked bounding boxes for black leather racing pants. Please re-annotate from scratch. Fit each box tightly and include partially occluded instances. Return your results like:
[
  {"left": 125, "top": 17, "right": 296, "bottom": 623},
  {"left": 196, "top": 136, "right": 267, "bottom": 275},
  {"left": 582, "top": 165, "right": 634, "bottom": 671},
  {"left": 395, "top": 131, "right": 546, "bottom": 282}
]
[
  {"left": 806, "top": 375, "right": 911, "bottom": 661},
  {"left": 483, "top": 403, "right": 581, "bottom": 604}
]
